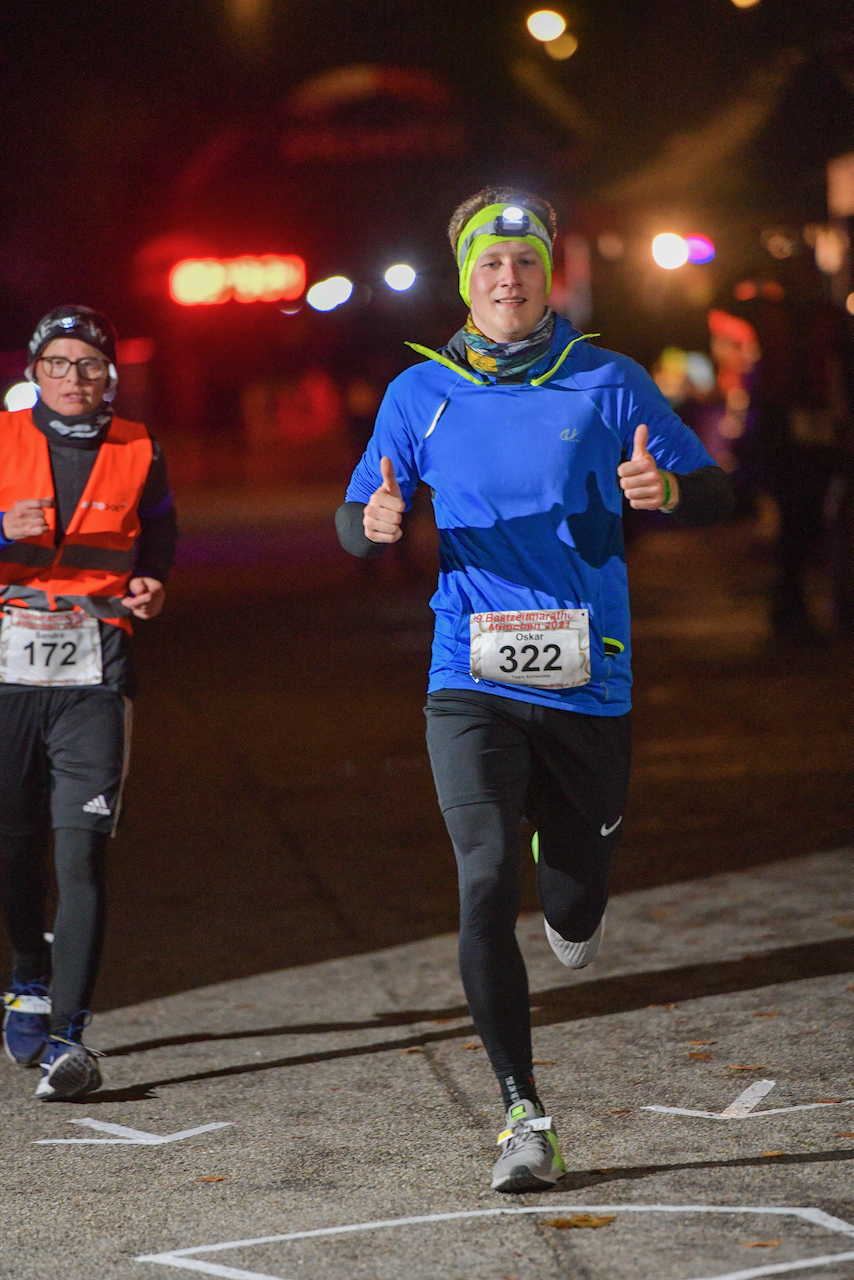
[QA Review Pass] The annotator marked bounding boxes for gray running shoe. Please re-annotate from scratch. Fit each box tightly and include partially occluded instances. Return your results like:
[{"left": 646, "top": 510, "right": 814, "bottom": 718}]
[
  {"left": 491, "top": 1098, "right": 566, "bottom": 1193},
  {"left": 544, "top": 914, "right": 605, "bottom": 969}
]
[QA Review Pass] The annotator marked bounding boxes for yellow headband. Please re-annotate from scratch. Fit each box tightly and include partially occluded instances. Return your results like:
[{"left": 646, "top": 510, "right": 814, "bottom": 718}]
[{"left": 456, "top": 203, "right": 553, "bottom": 305}]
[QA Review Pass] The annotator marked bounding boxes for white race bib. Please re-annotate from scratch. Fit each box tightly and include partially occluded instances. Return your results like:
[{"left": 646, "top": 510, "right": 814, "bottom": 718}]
[
  {"left": 470, "top": 609, "right": 590, "bottom": 690},
  {"left": 0, "top": 607, "right": 103, "bottom": 687}
]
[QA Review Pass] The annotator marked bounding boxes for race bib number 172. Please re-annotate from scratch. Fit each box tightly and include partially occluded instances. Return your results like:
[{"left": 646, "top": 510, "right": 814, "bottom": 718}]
[
  {"left": 469, "top": 609, "right": 591, "bottom": 690},
  {"left": 0, "top": 607, "right": 103, "bottom": 687}
]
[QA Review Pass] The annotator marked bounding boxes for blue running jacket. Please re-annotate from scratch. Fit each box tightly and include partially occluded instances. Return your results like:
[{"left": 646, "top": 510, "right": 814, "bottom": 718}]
[{"left": 345, "top": 316, "right": 716, "bottom": 716}]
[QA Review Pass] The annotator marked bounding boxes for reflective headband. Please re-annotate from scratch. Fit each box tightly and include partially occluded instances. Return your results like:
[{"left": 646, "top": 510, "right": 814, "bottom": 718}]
[{"left": 456, "top": 203, "right": 553, "bottom": 306}]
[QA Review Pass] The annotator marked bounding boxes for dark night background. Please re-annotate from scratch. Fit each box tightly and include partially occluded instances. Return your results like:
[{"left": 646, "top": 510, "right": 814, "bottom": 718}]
[
  {"left": 1, "top": 1, "right": 853, "bottom": 380},
  {"left": 0, "top": 0, "right": 851, "bottom": 1004}
]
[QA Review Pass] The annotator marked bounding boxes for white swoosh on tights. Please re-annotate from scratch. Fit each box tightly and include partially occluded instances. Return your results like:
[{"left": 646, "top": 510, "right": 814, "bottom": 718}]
[{"left": 600, "top": 817, "right": 622, "bottom": 837}]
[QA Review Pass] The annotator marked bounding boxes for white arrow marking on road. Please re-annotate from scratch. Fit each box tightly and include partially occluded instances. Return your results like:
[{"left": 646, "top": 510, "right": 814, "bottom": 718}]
[
  {"left": 34, "top": 1118, "right": 232, "bottom": 1145},
  {"left": 642, "top": 1080, "right": 854, "bottom": 1120}
]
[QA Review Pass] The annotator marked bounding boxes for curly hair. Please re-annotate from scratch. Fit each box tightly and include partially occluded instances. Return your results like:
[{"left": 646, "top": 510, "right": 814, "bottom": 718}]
[{"left": 447, "top": 187, "right": 557, "bottom": 257}]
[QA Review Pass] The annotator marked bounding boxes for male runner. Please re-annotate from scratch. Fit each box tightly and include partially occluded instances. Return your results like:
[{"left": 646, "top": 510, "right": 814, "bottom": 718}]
[
  {"left": 336, "top": 188, "right": 733, "bottom": 1191},
  {"left": 0, "top": 306, "right": 177, "bottom": 1100}
]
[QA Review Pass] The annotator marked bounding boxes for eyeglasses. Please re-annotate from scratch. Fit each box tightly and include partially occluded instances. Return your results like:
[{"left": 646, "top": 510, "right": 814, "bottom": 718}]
[{"left": 37, "top": 356, "right": 109, "bottom": 380}]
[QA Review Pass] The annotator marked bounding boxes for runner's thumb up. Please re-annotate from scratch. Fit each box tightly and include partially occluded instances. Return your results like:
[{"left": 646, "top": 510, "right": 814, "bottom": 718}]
[
  {"left": 380, "top": 456, "right": 402, "bottom": 499},
  {"left": 631, "top": 424, "right": 649, "bottom": 460}
]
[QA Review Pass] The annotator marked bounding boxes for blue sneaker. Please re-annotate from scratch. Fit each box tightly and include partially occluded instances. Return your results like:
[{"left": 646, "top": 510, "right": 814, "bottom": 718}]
[
  {"left": 3, "top": 979, "right": 51, "bottom": 1066},
  {"left": 36, "top": 1012, "right": 102, "bottom": 1101}
]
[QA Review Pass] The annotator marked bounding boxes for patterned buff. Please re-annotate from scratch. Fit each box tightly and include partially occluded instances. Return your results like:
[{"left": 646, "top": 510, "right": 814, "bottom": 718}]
[
  {"left": 464, "top": 308, "right": 555, "bottom": 380},
  {"left": 32, "top": 395, "right": 113, "bottom": 441}
]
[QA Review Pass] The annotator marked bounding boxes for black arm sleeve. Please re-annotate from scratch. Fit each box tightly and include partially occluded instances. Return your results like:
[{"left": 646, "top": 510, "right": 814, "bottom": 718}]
[
  {"left": 335, "top": 500, "right": 387, "bottom": 559},
  {"left": 671, "top": 465, "right": 735, "bottom": 528},
  {"left": 134, "top": 440, "right": 179, "bottom": 583}
]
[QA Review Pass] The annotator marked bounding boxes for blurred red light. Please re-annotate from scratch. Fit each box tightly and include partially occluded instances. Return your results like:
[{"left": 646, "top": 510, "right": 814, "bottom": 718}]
[
  {"left": 116, "top": 337, "right": 156, "bottom": 364},
  {"left": 168, "top": 255, "right": 306, "bottom": 306}
]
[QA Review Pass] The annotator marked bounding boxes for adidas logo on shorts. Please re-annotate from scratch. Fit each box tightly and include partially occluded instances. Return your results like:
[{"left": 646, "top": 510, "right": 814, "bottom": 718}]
[{"left": 82, "top": 795, "right": 110, "bottom": 816}]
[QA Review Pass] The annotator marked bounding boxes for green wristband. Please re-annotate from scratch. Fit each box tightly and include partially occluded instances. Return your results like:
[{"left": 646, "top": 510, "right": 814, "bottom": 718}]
[{"left": 660, "top": 472, "right": 671, "bottom": 510}]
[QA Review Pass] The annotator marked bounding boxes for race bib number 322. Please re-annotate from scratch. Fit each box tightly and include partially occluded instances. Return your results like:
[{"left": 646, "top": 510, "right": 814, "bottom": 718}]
[
  {"left": 0, "top": 607, "right": 103, "bottom": 687},
  {"left": 470, "top": 609, "right": 591, "bottom": 690}
]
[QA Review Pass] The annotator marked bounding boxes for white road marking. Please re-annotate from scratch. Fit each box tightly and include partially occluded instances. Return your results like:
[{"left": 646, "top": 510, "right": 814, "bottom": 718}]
[
  {"left": 720, "top": 1081, "right": 778, "bottom": 1117},
  {"left": 135, "top": 1204, "right": 854, "bottom": 1280},
  {"left": 642, "top": 1080, "right": 854, "bottom": 1120},
  {"left": 35, "top": 1118, "right": 232, "bottom": 1145},
  {"left": 690, "top": 1250, "right": 854, "bottom": 1279}
]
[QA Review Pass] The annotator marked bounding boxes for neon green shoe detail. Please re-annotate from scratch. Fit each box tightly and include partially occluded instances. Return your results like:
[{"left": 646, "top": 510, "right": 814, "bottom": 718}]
[
  {"left": 531, "top": 831, "right": 539, "bottom": 864},
  {"left": 546, "top": 1128, "right": 567, "bottom": 1174}
]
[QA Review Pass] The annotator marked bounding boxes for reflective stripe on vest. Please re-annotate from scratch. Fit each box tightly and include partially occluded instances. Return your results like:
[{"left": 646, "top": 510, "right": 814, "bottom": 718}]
[{"left": 0, "top": 409, "right": 153, "bottom": 622}]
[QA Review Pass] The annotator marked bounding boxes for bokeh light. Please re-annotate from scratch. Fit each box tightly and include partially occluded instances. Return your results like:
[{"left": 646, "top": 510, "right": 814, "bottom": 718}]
[
  {"left": 306, "top": 276, "right": 354, "bottom": 312},
  {"left": 544, "top": 32, "right": 578, "bottom": 59},
  {"left": 597, "top": 233, "right": 625, "bottom": 260},
  {"left": 731, "top": 0, "right": 761, "bottom": 7},
  {"left": 685, "top": 234, "right": 716, "bottom": 264},
  {"left": 4, "top": 382, "right": 38, "bottom": 411},
  {"left": 384, "top": 264, "right": 416, "bottom": 291},
  {"left": 846, "top": 293, "right": 854, "bottom": 316},
  {"left": 170, "top": 258, "right": 229, "bottom": 305},
  {"left": 651, "top": 233, "right": 689, "bottom": 269},
  {"left": 169, "top": 255, "right": 305, "bottom": 305},
  {"left": 526, "top": 10, "right": 567, "bottom": 41}
]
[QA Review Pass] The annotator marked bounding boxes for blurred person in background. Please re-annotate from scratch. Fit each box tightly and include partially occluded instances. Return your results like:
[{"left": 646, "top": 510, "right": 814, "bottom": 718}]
[
  {"left": 337, "top": 187, "right": 734, "bottom": 1193},
  {"left": 722, "top": 276, "right": 853, "bottom": 640},
  {"left": 0, "top": 306, "right": 177, "bottom": 1100}
]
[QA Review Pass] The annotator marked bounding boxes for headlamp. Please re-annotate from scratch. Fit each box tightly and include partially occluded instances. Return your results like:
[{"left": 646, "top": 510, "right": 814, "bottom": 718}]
[{"left": 493, "top": 207, "right": 530, "bottom": 236}]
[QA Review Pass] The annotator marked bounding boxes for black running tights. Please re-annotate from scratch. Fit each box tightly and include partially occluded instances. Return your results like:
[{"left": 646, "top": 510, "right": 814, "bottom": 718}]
[
  {"left": 426, "top": 690, "right": 631, "bottom": 1101},
  {"left": 1, "top": 828, "right": 107, "bottom": 1034}
]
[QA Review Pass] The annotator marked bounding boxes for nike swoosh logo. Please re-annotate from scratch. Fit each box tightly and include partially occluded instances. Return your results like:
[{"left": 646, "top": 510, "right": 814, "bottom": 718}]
[{"left": 600, "top": 817, "right": 623, "bottom": 837}]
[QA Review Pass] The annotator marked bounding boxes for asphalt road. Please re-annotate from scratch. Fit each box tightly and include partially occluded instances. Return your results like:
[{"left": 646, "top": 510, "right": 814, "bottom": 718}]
[
  {"left": 0, "top": 487, "right": 852, "bottom": 1279},
  {"left": 96, "top": 490, "right": 853, "bottom": 1007}
]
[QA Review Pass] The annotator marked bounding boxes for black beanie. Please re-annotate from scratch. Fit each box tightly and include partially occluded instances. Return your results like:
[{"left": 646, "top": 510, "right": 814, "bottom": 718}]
[{"left": 28, "top": 305, "right": 117, "bottom": 367}]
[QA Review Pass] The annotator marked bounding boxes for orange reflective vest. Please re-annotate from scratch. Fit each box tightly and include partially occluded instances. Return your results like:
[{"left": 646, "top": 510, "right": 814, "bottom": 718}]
[{"left": 0, "top": 409, "right": 153, "bottom": 630}]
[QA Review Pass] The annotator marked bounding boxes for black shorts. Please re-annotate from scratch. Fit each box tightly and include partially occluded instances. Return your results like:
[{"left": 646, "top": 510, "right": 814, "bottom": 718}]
[
  {"left": 425, "top": 688, "right": 631, "bottom": 846},
  {"left": 0, "top": 688, "right": 132, "bottom": 836}
]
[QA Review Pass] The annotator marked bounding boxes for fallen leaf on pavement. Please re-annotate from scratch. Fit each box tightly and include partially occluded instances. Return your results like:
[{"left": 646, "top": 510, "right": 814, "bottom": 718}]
[
  {"left": 743, "top": 1240, "right": 779, "bottom": 1248},
  {"left": 729, "top": 1064, "right": 766, "bottom": 1071},
  {"left": 834, "top": 917, "right": 853, "bottom": 927},
  {"left": 403, "top": 1047, "right": 423, "bottom": 1054},
  {"left": 532, "top": 1060, "right": 554, "bottom": 1065},
  {"left": 431, "top": 1018, "right": 456, "bottom": 1024},
  {"left": 761, "top": 1150, "right": 784, "bottom": 1157},
  {"left": 610, "top": 1108, "right": 630, "bottom": 1114},
  {"left": 463, "top": 1043, "right": 482, "bottom": 1051},
  {"left": 544, "top": 1214, "right": 616, "bottom": 1229},
  {"left": 838, "top": 1133, "right": 854, "bottom": 1138},
  {"left": 595, "top": 1168, "right": 615, "bottom": 1174},
  {"left": 646, "top": 1003, "right": 677, "bottom": 1010},
  {"left": 199, "top": 1176, "right": 225, "bottom": 1183},
  {"left": 690, "top": 1052, "right": 711, "bottom": 1060},
  {"left": 753, "top": 1011, "right": 780, "bottom": 1017},
  {"left": 818, "top": 1098, "right": 843, "bottom": 1103},
  {"left": 689, "top": 1039, "right": 715, "bottom": 1044}
]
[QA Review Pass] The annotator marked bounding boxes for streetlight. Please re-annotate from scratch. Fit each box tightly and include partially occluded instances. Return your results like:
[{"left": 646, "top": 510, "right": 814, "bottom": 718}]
[
  {"left": 526, "top": 10, "right": 567, "bottom": 41},
  {"left": 544, "top": 32, "right": 578, "bottom": 59},
  {"left": 384, "top": 264, "right": 416, "bottom": 291},
  {"left": 306, "top": 276, "right": 353, "bottom": 312},
  {"left": 4, "top": 382, "right": 38, "bottom": 411},
  {"left": 651, "top": 233, "right": 689, "bottom": 270}
]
